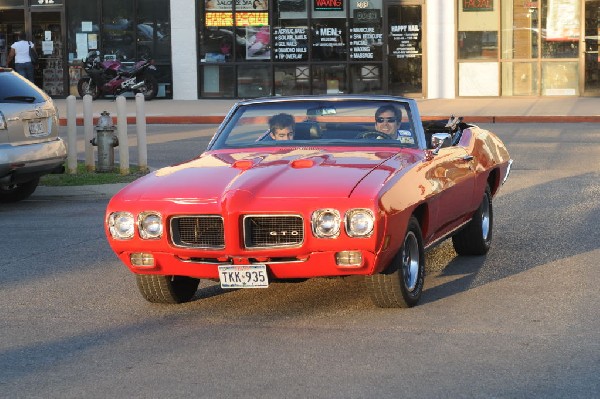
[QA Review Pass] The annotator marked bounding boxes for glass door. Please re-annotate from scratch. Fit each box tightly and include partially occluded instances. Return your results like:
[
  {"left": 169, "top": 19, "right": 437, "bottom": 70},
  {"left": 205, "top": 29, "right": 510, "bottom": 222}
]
[
  {"left": 385, "top": 1, "right": 424, "bottom": 97},
  {"left": 31, "top": 11, "right": 66, "bottom": 96},
  {"left": 583, "top": 0, "right": 600, "bottom": 95},
  {"left": 0, "top": 9, "right": 25, "bottom": 68}
]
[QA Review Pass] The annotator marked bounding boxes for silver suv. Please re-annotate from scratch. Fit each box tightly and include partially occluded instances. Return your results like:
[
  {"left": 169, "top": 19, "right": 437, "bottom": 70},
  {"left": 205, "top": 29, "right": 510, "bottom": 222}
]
[{"left": 0, "top": 68, "right": 67, "bottom": 202}]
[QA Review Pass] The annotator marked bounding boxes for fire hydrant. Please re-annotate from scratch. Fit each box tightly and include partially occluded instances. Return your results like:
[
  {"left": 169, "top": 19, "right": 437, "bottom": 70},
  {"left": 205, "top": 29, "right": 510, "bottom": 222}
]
[{"left": 90, "top": 111, "right": 119, "bottom": 172}]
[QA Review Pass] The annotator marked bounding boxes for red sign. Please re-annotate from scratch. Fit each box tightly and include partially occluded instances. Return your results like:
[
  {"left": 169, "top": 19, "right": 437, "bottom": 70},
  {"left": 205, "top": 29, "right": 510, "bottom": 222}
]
[{"left": 463, "top": 0, "right": 493, "bottom": 11}]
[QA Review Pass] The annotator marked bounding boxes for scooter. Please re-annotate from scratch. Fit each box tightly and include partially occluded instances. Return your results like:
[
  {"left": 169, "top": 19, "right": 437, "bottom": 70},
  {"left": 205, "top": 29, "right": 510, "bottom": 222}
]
[{"left": 77, "top": 51, "right": 159, "bottom": 100}]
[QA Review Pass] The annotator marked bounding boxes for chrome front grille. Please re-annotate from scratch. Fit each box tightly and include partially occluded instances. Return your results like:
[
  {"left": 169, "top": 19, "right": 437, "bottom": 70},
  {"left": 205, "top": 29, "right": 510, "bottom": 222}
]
[
  {"left": 171, "top": 216, "right": 225, "bottom": 248},
  {"left": 243, "top": 215, "right": 304, "bottom": 249}
]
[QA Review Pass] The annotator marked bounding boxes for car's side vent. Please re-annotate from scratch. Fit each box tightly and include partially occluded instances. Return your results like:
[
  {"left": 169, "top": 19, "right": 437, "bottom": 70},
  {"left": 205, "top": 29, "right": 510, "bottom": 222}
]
[
  {"left": 171, "top": 216, "right": 225, "bottom": 249},
  {"left": 243, "top": 215, "right": 304, "bottom": 249}
]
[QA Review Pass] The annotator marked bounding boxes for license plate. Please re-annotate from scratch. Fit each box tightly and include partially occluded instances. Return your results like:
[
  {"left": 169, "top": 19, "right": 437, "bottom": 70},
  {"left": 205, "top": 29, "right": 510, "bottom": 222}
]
[
  {"left": 218, "top": 265, "right": 269, "bottom": 289},
  {"left": 28, "top": 121, "right": 45, "bottom": 136}
]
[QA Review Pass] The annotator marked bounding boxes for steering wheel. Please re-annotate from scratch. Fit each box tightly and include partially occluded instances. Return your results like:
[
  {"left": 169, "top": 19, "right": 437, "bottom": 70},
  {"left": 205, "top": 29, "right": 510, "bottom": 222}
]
[{"left": 355, "top": 131, "right": 391, "bottom": 140}]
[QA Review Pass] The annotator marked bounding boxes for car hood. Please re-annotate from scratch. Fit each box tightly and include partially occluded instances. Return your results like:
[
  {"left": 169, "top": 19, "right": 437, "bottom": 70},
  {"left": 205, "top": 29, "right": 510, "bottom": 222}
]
[{"left": 117, "top": 148, "right": 412, "bottom": 203}]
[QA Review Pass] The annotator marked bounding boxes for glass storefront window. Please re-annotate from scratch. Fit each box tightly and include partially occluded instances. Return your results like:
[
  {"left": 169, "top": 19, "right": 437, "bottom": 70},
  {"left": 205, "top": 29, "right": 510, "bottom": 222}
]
[
  {"left": 311, "top": 19, "right": 346, "bottom": 61},
  {"left": 457, "top": 3, "right": 499, "bottom": 60},
  {"left": 502, "top": 62, "right": 539, "bottom": 96},
  {"left": 136, "top": 0, "right": 171, "bottom": 63},
  {"left": 238, "top": 64, "right": 271, "bottom": 96},
  {"left": 312, "top": 64, "right": 345, "bottom": 94},
  {"left": 102, "top": 0, "right": 135, "bottom": 61},
  {"left": 201, "top": 64, "right": 235, "bottom": 97},
  {"left": 350, "top": 64, "right": 383, "bottom": 94},
  {"left": 541, "top": 0, "right": 580, "bottom": 58},
  {"left": 501, "top": 2, "right": 538, "bottom": 60},
  {"left": 274, "top": 65, "right": 310, "bottom": 95},
  {"left": 542, "top": 61, "right": 579, "bottom": 95}
]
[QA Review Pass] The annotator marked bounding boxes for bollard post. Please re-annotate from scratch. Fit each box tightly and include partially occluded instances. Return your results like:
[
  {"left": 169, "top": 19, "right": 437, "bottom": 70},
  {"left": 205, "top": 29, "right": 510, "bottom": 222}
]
[
  {"left": 83, "top": 94, "right": 95, "bottom": 172},
  {"left": 66, "top": 95, "right": 77, "bottom": 174},
  {"left": 116, "top": 95, "right": 129, "bottom": 175},
  {"left": 135, "top": 93, "right": 148, "bottom": 173}
]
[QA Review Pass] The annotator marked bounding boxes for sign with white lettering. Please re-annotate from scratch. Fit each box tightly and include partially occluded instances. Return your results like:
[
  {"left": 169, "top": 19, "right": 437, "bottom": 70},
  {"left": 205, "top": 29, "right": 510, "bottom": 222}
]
[
  {"left": 273, "top": 27, "right": 308, "bottom": 61},
  {"left": 389, "top": 24, "right": 421, "bottom": 59}
]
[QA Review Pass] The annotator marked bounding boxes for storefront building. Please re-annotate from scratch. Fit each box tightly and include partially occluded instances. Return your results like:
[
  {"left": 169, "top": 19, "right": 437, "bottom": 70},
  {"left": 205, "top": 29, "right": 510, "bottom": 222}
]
[
  {"left": 1, "top": 0, "right": 598, "bottom": 99},
  {"left": 0, "top": 0, "right": 172, "bottom": 98}
]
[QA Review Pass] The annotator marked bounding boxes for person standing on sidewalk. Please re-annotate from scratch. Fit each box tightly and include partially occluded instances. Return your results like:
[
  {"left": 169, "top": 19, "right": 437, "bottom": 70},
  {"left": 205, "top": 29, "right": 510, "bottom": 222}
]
[{"left": 6, "top": 32, "right": 35, "bottom": 82}]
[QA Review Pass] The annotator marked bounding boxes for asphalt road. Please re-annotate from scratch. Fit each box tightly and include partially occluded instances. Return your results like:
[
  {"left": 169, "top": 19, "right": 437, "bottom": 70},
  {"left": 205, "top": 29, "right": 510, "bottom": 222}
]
[{"left": 0, "top": 123, "right": 598, "bottom": 398}]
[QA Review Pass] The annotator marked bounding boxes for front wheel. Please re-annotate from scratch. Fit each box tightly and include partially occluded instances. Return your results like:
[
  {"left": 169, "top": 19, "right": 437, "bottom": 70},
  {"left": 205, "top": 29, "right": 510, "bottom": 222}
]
[
  {"left": 0, "top": 178, "right": 39, "bottom": 203},
  {"left": 77, "top": 77, "right": 101, "bottom": 100},
  {"left": 365, "top": 216, "right": 425, "bottom": 308},
  {"left": 452, "top": 185, "right": 493, "bottom": 255},
  {"left": 135, "top": 74, "right": 158, "bottom": 100},
  {"left": 136, "top": 274, "right": 200, "bottom": 304}
]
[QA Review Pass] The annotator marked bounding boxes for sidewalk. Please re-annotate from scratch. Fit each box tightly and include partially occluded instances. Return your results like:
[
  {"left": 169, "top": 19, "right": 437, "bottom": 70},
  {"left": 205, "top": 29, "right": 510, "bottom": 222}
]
[{"left": 54, "top": 96, "right": 600, "bottom": 125}]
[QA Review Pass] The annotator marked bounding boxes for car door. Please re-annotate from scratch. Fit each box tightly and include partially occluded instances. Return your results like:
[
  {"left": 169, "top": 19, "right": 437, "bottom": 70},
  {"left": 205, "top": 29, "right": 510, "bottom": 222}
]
[{"left": 425, "top": 145, "right": 475, "bottom": 234}]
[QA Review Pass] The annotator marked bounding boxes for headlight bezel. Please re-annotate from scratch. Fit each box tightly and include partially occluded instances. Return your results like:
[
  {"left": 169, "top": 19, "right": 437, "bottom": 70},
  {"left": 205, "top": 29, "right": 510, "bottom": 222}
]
[
  {"left": 345, "top": 208, "right": 375, "bottom": 238},
  {"left": 108, "top": 211, "right": 135, "bottom": 240},
  {"left": 138, "top": 211, "right": 163, "bottom": 240},
  {"left": 311, "top": 209, "right": 341, "bottom": 238}
]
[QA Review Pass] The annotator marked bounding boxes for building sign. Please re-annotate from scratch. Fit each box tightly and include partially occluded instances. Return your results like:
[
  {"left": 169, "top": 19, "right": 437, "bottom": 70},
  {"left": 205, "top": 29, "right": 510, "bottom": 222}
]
[
  {"left": 205, "top": 12, "right": 268, "bottom": 26},
  {"left": 389, "top": 24, "right": 421, "bottom": 59},
  {"left": 463, "top": 0, "right": 493, "bottom": 11},
  {"left": 314, "top": 0, "right": 343, "bottom": 11},
  {"left": 273, "top": 27, "right": 308, "bottom": 61},
  {"left": 205, "top": 0, "right": 267, "bottom": 11}
]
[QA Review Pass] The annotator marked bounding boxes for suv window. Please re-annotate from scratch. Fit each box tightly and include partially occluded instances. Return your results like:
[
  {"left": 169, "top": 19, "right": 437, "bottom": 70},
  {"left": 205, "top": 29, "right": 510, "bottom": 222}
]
[{"left": 0, "top": 71, "right": 47, "bottom": 103}]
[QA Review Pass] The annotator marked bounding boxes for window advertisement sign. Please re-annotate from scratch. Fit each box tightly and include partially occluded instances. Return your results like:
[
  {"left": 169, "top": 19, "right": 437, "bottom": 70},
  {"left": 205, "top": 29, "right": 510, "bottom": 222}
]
[
  {"left": 246, "top": 26, "right": 270, "bottom": 59},
  {"left": 205, "top": 12, "right": 268, "bottom": 26},
  {"left": 545, "top": 0, "right": 580, "bottom": 41},
  {"left": 389, "top": 24, "right": 421, "bottom": 59},
  {"left": 273, "top": 27, "right": 308, "bottom": 61},
  {"left": 206, "top": 0, "right": 268, "bottom": 11},
  {"left": 349, "top": 9, "right": 382, "bottom": 61}
]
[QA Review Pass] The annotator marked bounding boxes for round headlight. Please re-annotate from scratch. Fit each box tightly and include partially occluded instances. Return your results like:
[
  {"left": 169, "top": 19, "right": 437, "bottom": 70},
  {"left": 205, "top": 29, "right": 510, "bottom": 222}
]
[
  {"left": 311, "top": 209, "right": 341, "bottom": 238},
  {"left": 346, "top": 209, "right": 375, "bottom": 237},
  {"left": 108, "top": 212, "right": 135, "bottom": 239},
  {"left": 138, "top": 212, "right": 163, "bottom": 239}
]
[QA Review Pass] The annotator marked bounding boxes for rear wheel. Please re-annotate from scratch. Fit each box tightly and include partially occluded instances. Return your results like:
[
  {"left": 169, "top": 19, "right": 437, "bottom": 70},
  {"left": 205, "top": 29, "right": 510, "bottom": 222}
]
[
  {"left": 452, "top": 185, "right": 493, "bottom": 255},
  {"left": 77, "top": 77, "right": 101, "bottom": 100},
  {"left": 365, "top": 216, "right": 425, "bottom": 308},
  {"left": 0, "top": 178, "right": 39, "bottom": 203},
  {"left": 135, "top": 74, "right": 158, "bottom": 100},
  {"left": 135, "top": 274, "right": 200, "bottom": 304}
]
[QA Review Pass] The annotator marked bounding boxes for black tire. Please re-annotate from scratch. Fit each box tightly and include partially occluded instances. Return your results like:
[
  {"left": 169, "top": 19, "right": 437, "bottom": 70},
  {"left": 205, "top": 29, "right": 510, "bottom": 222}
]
[
  {"left": 0, "top": 178, "right": 39, "bottom": 203},
  {"left": 135, "top": 74, "right": 158, "bottom": 100},
  {"left": 365, "top": 216, "right": 425, "bottom": 308},
  {"left": 77, "top": 77, "right": 102, "bottom": 100},
  {"left": 135, "top": 274, "right": 200, "bottom": 304},
  {"left": 452, "top": 185, "right": 493, "bottom": 255}
]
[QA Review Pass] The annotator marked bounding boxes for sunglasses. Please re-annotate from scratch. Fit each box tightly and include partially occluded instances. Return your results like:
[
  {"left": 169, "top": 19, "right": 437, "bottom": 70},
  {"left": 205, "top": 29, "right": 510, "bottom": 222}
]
[{"left": 375, "top": 117, "right": 399, "bottom": 123}]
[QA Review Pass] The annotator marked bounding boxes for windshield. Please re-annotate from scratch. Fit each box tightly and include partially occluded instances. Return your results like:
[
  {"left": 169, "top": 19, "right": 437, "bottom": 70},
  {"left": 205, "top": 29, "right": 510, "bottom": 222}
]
[{"left": 210, "top": 99, "right": 418, "bottom": 150}]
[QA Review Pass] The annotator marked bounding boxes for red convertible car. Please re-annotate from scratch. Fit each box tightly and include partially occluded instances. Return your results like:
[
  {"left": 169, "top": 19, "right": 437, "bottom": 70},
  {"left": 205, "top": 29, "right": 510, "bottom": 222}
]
[{"left": 105, "top": 96, "right": 511, "bottom": 308}]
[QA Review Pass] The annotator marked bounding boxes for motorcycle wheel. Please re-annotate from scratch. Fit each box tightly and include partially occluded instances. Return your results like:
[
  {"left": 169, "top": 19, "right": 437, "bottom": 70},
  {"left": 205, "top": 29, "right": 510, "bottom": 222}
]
[
  {"left": 135, "top": 74, "right": 158, "bottom": 101},
  {"left": 77, "top": 77, "right": 102, "bottom": 100}
]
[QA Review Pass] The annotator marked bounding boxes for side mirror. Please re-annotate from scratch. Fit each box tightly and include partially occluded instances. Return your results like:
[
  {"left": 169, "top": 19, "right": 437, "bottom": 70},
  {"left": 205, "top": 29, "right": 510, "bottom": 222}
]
[{"left": 431, "top": 133, "right": 452, "bottom": 154}]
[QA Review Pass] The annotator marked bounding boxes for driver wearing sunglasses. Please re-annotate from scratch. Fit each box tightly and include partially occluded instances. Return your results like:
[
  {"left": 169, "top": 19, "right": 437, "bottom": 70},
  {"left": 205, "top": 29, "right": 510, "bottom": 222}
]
[{"left": 374, "top": 105, "right": 402, "bottom": 138}]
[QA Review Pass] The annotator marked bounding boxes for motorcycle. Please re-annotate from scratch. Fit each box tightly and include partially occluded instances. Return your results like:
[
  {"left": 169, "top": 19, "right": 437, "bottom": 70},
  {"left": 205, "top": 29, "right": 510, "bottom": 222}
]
[{"left": 77, "top": 51, "right": 159, "bottom": 100}]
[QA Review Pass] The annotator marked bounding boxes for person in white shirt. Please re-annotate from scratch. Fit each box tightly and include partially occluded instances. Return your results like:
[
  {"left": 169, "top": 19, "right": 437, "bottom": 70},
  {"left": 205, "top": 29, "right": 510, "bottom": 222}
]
[{"left": 6, "top": 32, "right": 35, "bottom": 82}]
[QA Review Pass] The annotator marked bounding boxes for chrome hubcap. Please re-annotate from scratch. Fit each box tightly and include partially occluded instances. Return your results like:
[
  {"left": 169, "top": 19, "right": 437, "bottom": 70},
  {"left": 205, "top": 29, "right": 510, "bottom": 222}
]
[
  {"left": 481, "top": 195, "right": 490, "bottom": 241},
  {"left": 402, "top": 231, "right": 420, "bottom": 292}
]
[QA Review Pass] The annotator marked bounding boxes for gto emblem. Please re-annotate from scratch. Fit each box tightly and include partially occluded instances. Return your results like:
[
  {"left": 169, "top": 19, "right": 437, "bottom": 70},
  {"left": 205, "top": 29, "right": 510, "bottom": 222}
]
[
  {"left": 269, "top": 230, "right": 299, "bottom": 236},
  {"left": 35, "top": 107, "right": 43, "bottom": 117}
]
